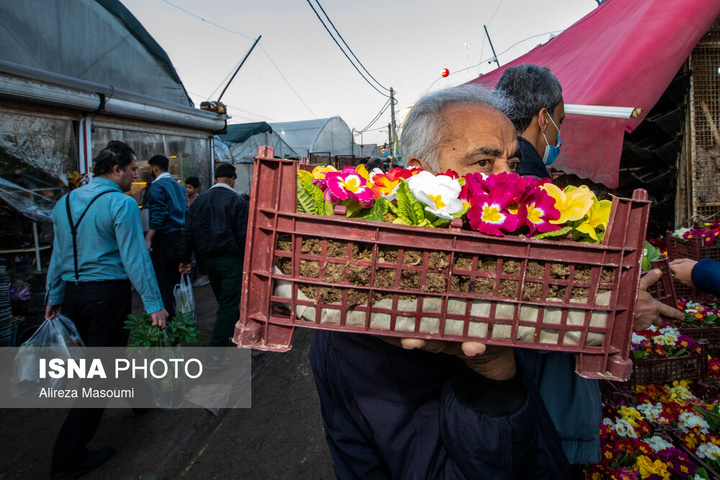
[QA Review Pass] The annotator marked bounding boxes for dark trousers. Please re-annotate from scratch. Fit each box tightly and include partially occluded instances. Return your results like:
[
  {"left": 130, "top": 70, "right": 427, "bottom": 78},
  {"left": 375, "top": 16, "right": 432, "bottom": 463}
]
[
  {"left": 150, "top": 230, "right": 181, "bottom": 319},
  {"left": 51, "top": 280, "right": 131, "bottom": 474},
  {"left": 204, "top": 256, "right": 244, "bottom": 347}
]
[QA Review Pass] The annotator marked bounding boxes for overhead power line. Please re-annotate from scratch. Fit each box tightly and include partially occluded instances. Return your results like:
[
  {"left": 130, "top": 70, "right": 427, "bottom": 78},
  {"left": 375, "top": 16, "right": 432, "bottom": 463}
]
[
  {"left": 312, "top": 0, "right": 390, "bottom": 93},
  {"left": 159, "top": 0, "right": 255, "bottom": 39},
  {"left": 305, "top": 0, "right": 390, "bottom": 98},
  {"left": 356, "top": 99, "right": 391, "bottom": 134}
]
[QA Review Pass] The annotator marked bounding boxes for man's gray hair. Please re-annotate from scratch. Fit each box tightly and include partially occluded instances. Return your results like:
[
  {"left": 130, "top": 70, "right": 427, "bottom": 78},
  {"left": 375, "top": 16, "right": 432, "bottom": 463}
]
[
  {"left": 494, "top": 64, "right": 563, "bottom": 133},
  {"left": 400, "top": 84, "right": 512, "bottom": 172}
]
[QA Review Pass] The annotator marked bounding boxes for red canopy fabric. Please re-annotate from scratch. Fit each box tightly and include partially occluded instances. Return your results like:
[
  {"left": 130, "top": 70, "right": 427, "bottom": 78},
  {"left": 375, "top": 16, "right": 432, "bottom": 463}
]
[{"left": 469, "top": 0, "right": 720, "bottom": 188}]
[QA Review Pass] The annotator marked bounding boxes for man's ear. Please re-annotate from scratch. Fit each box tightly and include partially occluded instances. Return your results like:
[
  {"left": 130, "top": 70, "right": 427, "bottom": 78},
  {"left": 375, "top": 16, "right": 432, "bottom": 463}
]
[
  {"left": 537, "top": 107, "right": 550, "bottom": 132},
  {"left": 407, "top": 157, "right": 428, "bottom": 171}
]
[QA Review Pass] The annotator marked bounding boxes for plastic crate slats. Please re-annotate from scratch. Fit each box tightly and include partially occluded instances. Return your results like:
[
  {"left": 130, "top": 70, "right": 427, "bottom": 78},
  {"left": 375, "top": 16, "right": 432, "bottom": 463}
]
[{"left": 237, "top": 156, "right": 652, "bottom": 380}]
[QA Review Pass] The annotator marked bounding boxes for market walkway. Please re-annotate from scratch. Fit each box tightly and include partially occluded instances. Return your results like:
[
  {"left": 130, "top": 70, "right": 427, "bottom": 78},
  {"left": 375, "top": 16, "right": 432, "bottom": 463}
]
[{"left": 0, "top": 284, "right": 335, "bottom": 479}]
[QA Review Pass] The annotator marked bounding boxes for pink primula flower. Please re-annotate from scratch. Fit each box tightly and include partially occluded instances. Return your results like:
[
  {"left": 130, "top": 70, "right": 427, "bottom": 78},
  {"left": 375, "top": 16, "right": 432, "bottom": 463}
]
[
  {"left": 518, "top": 188, "right": 561, "bottom": 235},
  {"left": 467, "top": 189, "right": 520, "bottom": 236},
  {"left": 324, "top": 167, "right": 380, "bottom": 207}
]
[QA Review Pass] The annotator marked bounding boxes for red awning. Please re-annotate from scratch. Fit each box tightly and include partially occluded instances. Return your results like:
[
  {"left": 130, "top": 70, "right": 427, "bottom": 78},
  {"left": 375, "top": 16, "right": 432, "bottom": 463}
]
[{"left": 469, "top": 0, "right": 720, "bottom": 188}]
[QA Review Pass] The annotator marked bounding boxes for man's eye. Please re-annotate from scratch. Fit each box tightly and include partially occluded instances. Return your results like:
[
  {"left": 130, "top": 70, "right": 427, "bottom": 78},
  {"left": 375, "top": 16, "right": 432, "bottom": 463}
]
[
  {"left": 508, "top": 161, "right": 519, "bottom": 171},
  {"left": 475, "top": 159, "right": 490, "bottom": 167}
]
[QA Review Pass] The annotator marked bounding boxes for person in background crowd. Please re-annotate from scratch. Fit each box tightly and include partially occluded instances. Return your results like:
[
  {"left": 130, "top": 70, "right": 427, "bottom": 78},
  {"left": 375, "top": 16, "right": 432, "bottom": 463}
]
[
  {"left": 145, "top": 154, "right": 186, "bottom": 320},
  {"left": 179, "top": 163, "right": 248, "bottom": 365},
  {"left": 495, "top": 64, "right": 563, "bottom": 179},
  {"left": 311, "top": 84, "right": 571, "bottom": 479},
  {"left": 185, "top": 176, "right": 200, "bottom": 208},
  {"left": 670, "top": 257, "right": 720, "bottom": 297},
  {"left": 365, "top": 157, "right": 385, "bottom": 173},
  {"left": 45, "top": 140, "right": 167, "bottom": 480},
  {"left": 496, "top": 64, "right": 684, "bottom": 477}
]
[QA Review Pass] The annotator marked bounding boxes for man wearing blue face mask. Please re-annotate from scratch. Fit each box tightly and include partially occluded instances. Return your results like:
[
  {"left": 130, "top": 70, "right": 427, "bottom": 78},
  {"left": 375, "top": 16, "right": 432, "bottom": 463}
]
[{"left": 495, "top": 64, "right": 564, "bottom": 179}]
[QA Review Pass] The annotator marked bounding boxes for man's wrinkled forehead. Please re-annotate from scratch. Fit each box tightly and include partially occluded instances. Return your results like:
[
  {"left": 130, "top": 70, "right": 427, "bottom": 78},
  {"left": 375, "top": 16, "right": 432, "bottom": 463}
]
[{"left": 438, "top": 103, "right": 514, "bottom": 144}]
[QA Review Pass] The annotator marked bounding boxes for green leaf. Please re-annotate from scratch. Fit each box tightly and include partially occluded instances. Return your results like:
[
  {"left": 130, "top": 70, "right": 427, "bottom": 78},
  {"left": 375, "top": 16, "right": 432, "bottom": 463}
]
[
  {"left": 297, "top": 174, "right": 317, "bottom": 214},
  {"left": 394, "top": 181, "right": 426, "bottom": 226},
  {"left": 355, "top": 197, "right": 389, "bottom": 222},
  {"left": 534, "top": 225, "right": 573, "bottom": 240},
  {"left": 642, "top": 241, "right": 661, "bottom": 271}
]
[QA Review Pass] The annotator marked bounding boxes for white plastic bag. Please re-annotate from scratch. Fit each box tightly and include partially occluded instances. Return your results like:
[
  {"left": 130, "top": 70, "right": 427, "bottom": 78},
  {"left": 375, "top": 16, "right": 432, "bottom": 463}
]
[
  {"left": 173, "top": 274, "right": 195, "bottom": 323},
  {"left": 10, "top": 314, "right": 86, "bottom": 397}
]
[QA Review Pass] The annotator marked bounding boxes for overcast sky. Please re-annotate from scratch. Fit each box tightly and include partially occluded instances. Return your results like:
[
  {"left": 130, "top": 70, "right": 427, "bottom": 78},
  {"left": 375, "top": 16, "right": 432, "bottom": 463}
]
[{"left": 121, "top": 0, "right": 596, "bottom": 146}]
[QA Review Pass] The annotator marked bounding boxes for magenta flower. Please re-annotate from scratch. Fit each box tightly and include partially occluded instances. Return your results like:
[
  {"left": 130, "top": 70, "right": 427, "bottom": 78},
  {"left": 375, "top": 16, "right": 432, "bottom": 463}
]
[
  {"left": 467, "top": 190, "right": 520, "bottom": 236},
  {"left": 324, "top": 167, "right": 379, "bottom": 207},
  {"left": 518, "top": 188, "right": 561, "bottom": 235}
]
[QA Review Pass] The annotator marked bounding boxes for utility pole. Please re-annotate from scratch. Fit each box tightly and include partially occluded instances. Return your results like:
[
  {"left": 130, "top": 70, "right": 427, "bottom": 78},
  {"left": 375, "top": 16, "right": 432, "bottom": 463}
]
[
  {"left": 389, "top": 87, "right": 397, "bottom": 158},
  {"left": 387, "top": 123, "right": 392, "bottom": 153}
]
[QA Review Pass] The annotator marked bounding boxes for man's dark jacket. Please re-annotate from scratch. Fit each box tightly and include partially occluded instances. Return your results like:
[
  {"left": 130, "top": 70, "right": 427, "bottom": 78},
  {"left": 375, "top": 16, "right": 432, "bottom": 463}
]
[
  {"left": 179, "top": 184, "right": 248, "bottom": 263},
  {"left": 517, "top": 136, "right": 551, "bottom": 179}
]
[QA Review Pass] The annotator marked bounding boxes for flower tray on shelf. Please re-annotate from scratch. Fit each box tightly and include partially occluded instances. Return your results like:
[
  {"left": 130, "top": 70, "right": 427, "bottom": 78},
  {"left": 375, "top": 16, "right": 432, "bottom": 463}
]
[
  {"left": 630, "top": 340, "right": 708, "bottom": 385},
  {"left": 667, "top": 231, "right": 720, "bottom": 303},
  {"left": 678, "top": 327, "right": 720, "bottom": 350},
  {"left": 670, "top": 431, "right": 720, "bottom": 480},
  {"left": 667, "top": 230, "right": 720, "bottom": 262},
  {"left": 236, "top": 152, "right": 652, "bottom": 381}
]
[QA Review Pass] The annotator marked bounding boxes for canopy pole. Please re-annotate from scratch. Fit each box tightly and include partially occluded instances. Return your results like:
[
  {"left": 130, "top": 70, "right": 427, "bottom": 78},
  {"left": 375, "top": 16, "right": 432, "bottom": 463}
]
[
  {"left": 218, "top": 35, "right": 262, "bottom": 103},
  {"left": 32, "top": 222, "right": 41, "bottom": 272},
  {"left": 483, "top": 26, "right": 500, "bottom": 68}
]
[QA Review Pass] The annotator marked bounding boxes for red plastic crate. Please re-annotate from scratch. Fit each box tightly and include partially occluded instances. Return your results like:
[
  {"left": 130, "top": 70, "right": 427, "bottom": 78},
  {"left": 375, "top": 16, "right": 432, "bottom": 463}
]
[
  {"left": 235, "top": 155, "right": 652, "bottom": 381},
  {"left": 642, "top": 256, "right": 678, "bottom": 308},
  {"left": 667, "top": 232, "right": 720, "bottom": 303},
  {"left": 630, "top": 340, "right": 708, "bottom": 385}
]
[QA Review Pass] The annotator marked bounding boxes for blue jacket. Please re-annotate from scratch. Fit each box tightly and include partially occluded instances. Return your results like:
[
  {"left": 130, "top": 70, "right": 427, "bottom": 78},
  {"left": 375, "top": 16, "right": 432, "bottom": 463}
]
[
  {"left": 518, "top": 350, "right": 602, "bottom": 465},
  {"left": 692, "top": 257, "right": 720, "bottom": 297},
  {"left": 147, "top": 173, "right": 186, "bottom": 233},
  {"left": 46, "top": 177, "right": 164, "bottom": 313},
  {"left": 310, "top": 331, "right": 570, "bottom": 479}
]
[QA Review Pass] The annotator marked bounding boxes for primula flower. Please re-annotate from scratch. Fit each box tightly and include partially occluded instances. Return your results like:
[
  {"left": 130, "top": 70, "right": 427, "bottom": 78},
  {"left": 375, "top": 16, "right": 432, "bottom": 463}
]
[
  {"left": 518, "top": 188, "right": 561, "bottom": 235},
  {"left": 371, "top": 167, "right": 418, "bottom": 200},
  {"left": 324, "top": 167, "right": 381, "bottom": 207},
  {"left": 574, "top": 196, "right": 612, "bottom": 241},
  {"left": 466, "top": 190, "right": 520, "bottom": 236},
  {"left": 636, "top": 455, "right": 670, "bottom": 479},
  {"left": 405, "top": 171, "right": 464, "bottom": 220},
  {"left": 541, "top": 183, "right": 594, "bottom": 224}
]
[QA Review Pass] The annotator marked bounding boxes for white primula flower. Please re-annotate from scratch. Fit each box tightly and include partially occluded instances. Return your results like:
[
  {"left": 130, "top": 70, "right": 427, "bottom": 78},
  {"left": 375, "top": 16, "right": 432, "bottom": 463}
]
[
  {"left": 697, "top": 442, "right": 720, "bottom": 460},
  {"left": 614, "top": 419, "right": 637, "bottom": 438},
  {"left": 631, "top": 332, "right": 646, "bottom": 345},
  {"left": 405, "top": 171, "right": 463, "bottom": 220},
  {"left": 678, "top": 412, "right": 709, "bottom": 433},
  {"left": 636, "top": 403, "right": 662, "bottom": 422},
  {"left": 645, "top": 435, "right": 674, "bottom": 452}
]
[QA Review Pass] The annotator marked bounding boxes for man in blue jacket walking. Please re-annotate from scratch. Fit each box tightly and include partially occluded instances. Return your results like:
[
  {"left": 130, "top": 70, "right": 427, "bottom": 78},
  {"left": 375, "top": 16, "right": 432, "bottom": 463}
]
[{"left": 145, "top": 154, "right": 186, "bottom": 319}]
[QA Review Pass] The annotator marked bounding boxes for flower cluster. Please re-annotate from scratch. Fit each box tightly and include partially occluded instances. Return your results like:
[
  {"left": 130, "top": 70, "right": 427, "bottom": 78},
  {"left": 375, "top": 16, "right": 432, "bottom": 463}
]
[
  {"left": 675, "top": 300, "right": 720, "bottom": 329},
  {"left": 672, "top": 222, "right": 720, "bottom": 246},
  {"left": 297, "top": 165, "right": 612, "bottom": 243},
  {"left": 587, "top": 400, "right": 702, "bottom": 479},
  {"left": 631, "top": 325, "right": 702, "bottom": 360}
]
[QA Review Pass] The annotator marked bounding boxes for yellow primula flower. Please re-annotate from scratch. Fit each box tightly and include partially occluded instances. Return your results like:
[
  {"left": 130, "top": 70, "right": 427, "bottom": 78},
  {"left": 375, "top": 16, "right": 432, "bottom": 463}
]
[
  {"left": 312, "top": 165, "right": 337, "bottom": 180},
  {"left": 636, "top": 455, "right": 670, "bottom": 479},
  {"left": 541, "top": 184, "right": 595, "bottom": 224},
  {"left": 355, "top": 163, "right": 371, "bottom": 181},
  {"left": 574, "top": 196, "right": 612, "bottom": 241}
]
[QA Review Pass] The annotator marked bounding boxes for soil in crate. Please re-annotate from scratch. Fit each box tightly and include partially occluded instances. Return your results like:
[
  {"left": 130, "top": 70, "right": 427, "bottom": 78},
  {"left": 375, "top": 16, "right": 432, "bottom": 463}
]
[{"left": 273, "top": 235, "right": 615, "bottom": 346}]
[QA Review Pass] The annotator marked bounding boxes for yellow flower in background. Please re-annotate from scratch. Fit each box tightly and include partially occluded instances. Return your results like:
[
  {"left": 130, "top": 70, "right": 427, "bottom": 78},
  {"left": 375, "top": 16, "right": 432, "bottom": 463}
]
[
  {"left": 541, "top": 184, "right": 594, "bottom": 224},
  {"left": 574, "top": 197, "right": 612, "bottom": 241},
  {"left": 312, "top": 165, "right": 337, "bottom": 180},
  {"left": 636, "top": 455, "right": 670, "bottom": 479},
  {"left": 355, "top": 163, "right": 371, "bottom": 181}
]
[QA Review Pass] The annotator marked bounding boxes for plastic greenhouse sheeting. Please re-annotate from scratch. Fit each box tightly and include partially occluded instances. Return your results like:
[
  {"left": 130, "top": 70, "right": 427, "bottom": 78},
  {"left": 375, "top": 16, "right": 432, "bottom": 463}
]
[
  {"left": 268, "top": 117, "right": 353, "bottom": 157},
  {"left": 0, "top": 0, "right": 192, "bottom": 108}
]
